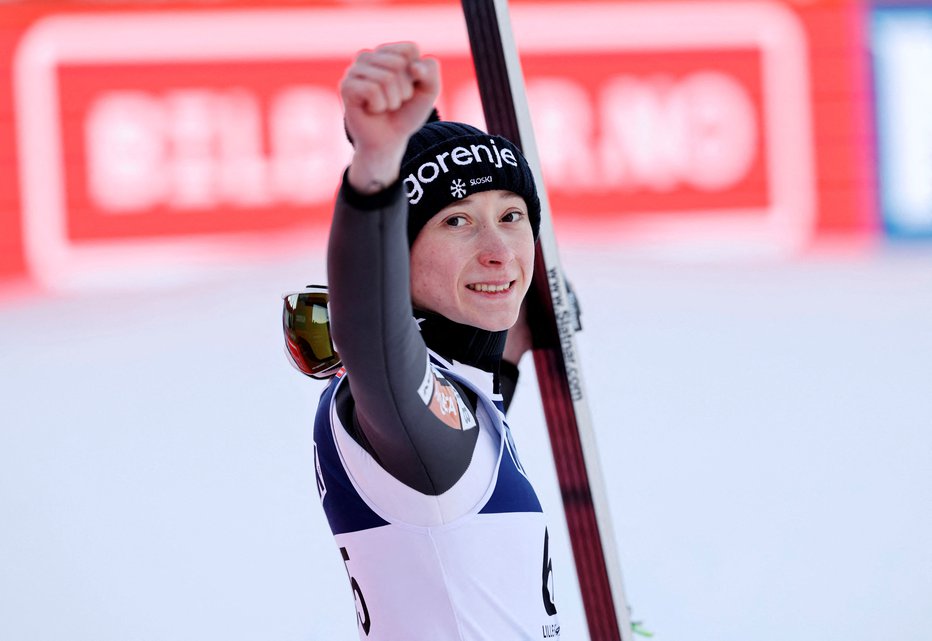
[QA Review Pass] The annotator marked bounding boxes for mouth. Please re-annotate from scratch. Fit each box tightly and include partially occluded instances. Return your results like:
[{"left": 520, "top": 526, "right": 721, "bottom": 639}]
[{"left": 466, "top": 280, "right": 515, "bottom": 294}]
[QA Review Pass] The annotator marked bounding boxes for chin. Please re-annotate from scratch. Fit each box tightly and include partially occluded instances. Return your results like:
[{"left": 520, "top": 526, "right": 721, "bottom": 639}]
[{"left": 469, "top": 311, "right": 519, "bottom": 333}]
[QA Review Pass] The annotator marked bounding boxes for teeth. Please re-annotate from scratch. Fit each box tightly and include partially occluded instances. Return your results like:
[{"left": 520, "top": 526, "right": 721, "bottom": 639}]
[{"left": 468, "top": 282, "right": 511, "bottom": 293}]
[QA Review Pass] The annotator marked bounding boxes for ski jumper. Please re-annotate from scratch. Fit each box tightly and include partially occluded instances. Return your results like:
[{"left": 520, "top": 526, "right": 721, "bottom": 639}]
[{"left": 313, "top": 175, "right": 560, "bottom": 640}]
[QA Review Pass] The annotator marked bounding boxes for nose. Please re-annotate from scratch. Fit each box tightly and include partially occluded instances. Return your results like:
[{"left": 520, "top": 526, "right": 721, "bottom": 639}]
[{"left": 476, "top": 224, "right": 514, "bottom": 267}]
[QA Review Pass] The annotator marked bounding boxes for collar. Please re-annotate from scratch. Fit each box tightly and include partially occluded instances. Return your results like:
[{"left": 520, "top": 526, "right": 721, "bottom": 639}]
[{"left": 414, "top": 309, "right": 506, "bottom": 381}]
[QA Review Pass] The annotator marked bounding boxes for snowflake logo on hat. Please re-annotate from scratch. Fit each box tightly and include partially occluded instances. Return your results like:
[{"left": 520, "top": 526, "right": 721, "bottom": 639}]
[{"left": 450, "top": 179, "right": 467, "bottom": 199}]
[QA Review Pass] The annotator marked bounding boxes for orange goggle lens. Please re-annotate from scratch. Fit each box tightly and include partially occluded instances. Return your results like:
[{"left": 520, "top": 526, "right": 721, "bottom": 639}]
[{"left": 282, "top": 286, "right": 341, "bottom": 379}]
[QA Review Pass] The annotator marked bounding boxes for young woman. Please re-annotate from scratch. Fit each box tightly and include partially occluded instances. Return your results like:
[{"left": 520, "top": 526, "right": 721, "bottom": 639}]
[{"left": 313, "top": 42, "right": 561, "bottom": 640}]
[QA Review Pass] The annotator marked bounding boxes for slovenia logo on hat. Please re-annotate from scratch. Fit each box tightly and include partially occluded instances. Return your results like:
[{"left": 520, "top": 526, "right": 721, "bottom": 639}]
[{"left": 450, "top": 179, "right": 467, "bottom": 199}]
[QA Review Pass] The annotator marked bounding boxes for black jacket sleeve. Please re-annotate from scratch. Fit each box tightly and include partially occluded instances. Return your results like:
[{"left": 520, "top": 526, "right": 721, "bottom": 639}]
[{"left": 326, "top": 173, "right": 479, "bottom": 495}]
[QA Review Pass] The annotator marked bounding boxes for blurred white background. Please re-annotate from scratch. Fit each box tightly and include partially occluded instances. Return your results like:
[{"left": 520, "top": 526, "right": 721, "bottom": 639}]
[{"left": 2, "top": 237, "right": 930, "bottom": 641}]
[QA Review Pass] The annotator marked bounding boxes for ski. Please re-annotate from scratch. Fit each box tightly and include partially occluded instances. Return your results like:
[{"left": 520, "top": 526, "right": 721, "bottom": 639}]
[{"left": 460, "top": 2, "right": 635, "bottom": 640}]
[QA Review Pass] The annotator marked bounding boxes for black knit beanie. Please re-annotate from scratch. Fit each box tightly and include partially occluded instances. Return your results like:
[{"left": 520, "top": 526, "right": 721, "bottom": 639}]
[{"left": 400, "top": 119, "right": 541, "bottom": 246}]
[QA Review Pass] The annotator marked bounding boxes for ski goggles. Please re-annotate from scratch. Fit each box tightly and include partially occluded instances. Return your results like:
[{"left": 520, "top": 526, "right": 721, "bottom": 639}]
[{"left": 282, "top": 285, "right": 342, "bottom": 379}]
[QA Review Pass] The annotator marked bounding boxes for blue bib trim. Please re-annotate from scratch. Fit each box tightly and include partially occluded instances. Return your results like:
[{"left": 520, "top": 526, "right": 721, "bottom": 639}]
[
  {"left": 478, "top": 416, "right": 543, "bottom": 515},
  {"left": 314, "top": 364, "right": 542, "bottom": 534},
  {"left": 313, "top": 379, "right": 390, "bottom": 536}
]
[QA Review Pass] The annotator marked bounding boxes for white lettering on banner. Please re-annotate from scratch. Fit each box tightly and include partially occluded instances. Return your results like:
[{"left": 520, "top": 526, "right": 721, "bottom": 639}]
[
  {"left": 519, "top": 77, "right": 600, "bottom": 188},
  {"left": 677, "top": 72, "right": 757, "bottom": 191},
  {"left": 597, "top": 72, "right": 757, "bottom": 191},
  {"left": 85, "top": 91, "right": 167, "bottom": 212},
  {"left": 451, "top": 71, "right": 758, "bottom": 195},
  {"left": 594, "top": 72, "right": 756, "bottom": 192},
  {"left": 269, "top": 86, "right": 348, "bottom": 205},
  {"left": 85, "top": 86, "right": 349, "bottom": 213},
  {"left": 13, "top": 3, "right": 812, "bottom": 292},
  {"left": 599, "top": 75, "right": 681, "bottom": 191},
  {"left": 599, "top": 71, "right": 758, "bottom": 192}
]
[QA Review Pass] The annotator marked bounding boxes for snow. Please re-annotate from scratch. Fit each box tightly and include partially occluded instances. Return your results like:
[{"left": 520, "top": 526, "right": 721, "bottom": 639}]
[{"left": 1, "top": 238, "right": 930, "bottom": 641}]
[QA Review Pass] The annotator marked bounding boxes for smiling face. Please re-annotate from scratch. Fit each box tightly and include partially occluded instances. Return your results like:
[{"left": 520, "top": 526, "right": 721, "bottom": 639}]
[{"left": 409, "top": 190, "right": 535, "bottom": 332}]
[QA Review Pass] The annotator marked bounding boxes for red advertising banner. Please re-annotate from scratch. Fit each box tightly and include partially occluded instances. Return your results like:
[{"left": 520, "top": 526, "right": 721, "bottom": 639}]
[
  {"left": 59, "top": 59, "right": 352, "bottom": 240},
  {"left": 0, "top": 0, "right": 873, "bottom": 290}
]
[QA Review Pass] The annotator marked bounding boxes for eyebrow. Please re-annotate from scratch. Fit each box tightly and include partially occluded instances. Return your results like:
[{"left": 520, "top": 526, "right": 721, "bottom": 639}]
[
  {"left": 439, "top": 192, "right": 526, "bottom": 215},
  {"left": 499, "top": 193, "right": 526, "bottom": 205}
]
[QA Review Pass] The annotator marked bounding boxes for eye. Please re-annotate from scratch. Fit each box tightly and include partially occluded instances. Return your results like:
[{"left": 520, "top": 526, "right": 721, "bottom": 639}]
[
  {"left": 444, "top": 214, "right": 469, "bottom": 227},
  {"left": 501, "top": 209, "right": 525, "bottom": 223}
]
